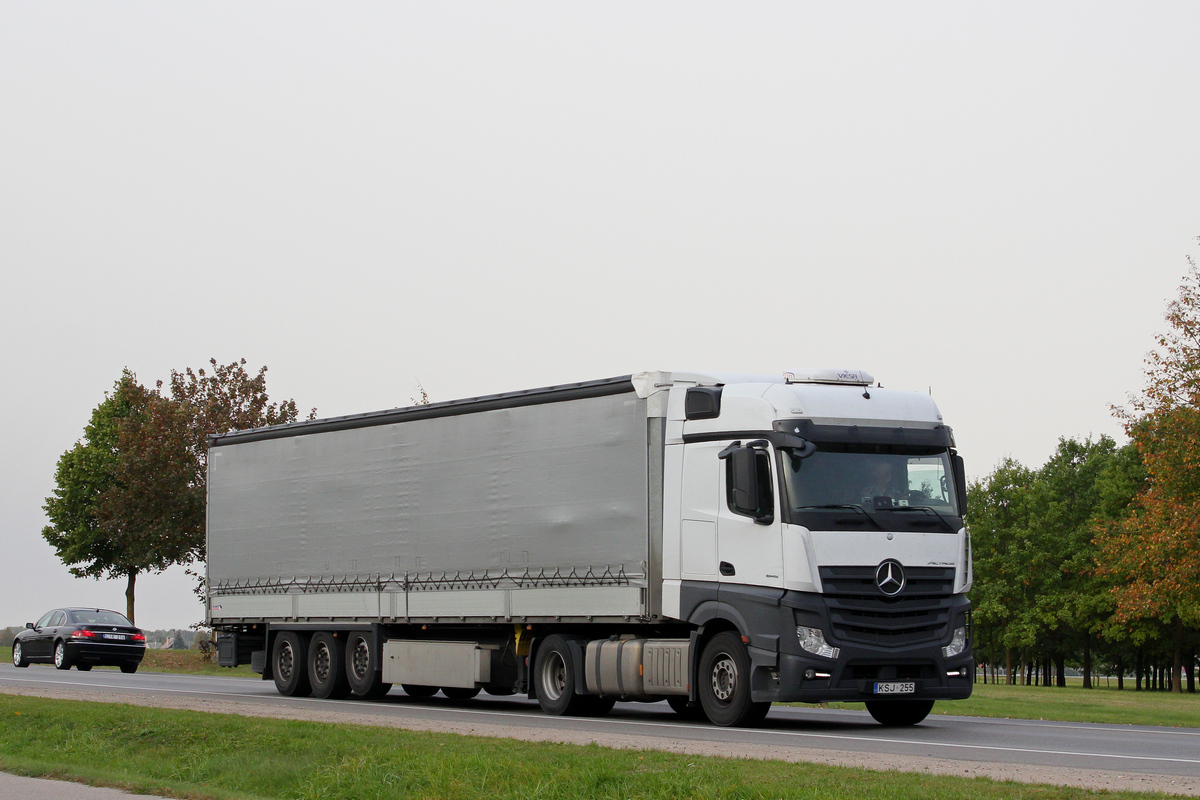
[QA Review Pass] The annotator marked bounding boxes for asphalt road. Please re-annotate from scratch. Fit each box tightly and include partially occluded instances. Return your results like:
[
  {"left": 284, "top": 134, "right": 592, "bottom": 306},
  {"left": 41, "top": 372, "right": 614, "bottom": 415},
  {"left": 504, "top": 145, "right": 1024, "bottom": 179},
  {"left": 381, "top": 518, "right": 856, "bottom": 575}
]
[{"left": 3, "top": 662, "right": 1199, "bottom": 788}]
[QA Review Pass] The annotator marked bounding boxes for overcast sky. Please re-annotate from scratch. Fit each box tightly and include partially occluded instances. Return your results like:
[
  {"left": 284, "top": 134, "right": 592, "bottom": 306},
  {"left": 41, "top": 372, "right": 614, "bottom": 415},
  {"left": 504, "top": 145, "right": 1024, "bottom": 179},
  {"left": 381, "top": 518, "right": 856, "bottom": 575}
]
[{"left": 2, "top": 2, "right": 1198, "bottom": 630}]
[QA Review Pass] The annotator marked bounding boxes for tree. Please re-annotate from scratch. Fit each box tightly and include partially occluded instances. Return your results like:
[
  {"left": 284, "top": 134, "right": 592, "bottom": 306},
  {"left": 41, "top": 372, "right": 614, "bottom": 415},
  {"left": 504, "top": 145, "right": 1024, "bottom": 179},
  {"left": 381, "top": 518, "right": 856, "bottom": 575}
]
[
  {"left": 42, "top": 360, "right": 308, "bottom": 623},
  {"left": 42, "top": 371, "right": 191, "bottom": 623},
  {"left": 1101, "top": 245, "right": 1200, "bottom": 692}
]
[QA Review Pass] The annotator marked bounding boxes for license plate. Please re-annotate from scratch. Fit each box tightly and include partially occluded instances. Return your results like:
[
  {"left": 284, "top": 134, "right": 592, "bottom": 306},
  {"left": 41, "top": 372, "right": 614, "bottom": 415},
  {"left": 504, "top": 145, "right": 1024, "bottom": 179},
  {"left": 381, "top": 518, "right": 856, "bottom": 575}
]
[
  {"left": 103, "top": 634, "right": 126, "bottom": 640},
  {"left": 873, "top": 681, "right": 915, "bottom": 695}
]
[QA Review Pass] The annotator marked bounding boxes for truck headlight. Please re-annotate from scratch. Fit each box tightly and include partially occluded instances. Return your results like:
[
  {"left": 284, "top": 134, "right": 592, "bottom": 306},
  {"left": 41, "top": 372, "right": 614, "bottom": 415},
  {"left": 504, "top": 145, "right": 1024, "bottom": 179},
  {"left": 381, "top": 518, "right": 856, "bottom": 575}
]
[
  {"left": 942, "top": 626, "right": 967, "bottom": 658},
  {"left": 796, "top": 626, "right": 840, "bottom": 659}
]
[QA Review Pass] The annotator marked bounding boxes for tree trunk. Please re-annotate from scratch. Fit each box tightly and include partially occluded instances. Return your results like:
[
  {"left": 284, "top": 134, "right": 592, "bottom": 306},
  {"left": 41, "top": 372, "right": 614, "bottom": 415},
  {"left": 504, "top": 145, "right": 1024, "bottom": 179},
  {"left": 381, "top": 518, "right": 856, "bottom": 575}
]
[
  {"left": 1083, "top": 632, "right": 1092, "bottom": 689},
  {"left": 1186, "top": 645, "right": 1195, "bottom": 694},
  {"left": 1135, "top": 648, "right": 1143, "bottom": 691},
  {"left": 1055, "top": 655, "right": 1066, "bottom": 688},
  {"left": 1173, "top": 619, "right": 1184, "bottom": 694},
  {"left": 1006, "top": 648, "right": 1014, "bottom": 685},
  {"left": 125, "top": 571, "right": 136, "bottom": 625},
  {"left": 1116, "top": 656, "right": 1124, "bottom": 691}
]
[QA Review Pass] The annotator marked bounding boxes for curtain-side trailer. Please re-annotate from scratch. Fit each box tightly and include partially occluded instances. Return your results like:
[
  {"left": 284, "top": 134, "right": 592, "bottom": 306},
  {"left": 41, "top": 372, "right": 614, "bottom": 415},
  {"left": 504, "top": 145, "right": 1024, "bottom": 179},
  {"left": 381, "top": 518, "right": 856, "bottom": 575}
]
[{"left": 208, "top": 369, "right": 973, "bottom": 727}]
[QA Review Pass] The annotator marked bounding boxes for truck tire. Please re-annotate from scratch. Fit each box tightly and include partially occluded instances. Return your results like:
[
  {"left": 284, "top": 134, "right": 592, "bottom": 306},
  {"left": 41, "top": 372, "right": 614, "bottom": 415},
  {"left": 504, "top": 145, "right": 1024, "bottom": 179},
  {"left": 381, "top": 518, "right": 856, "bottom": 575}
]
[
  {"left": 54, "top": 641, "right": 72, "bottom": 670},
  {"left": 440, "top": 687, "right": 481, "bottom": 700},
  {"left": 345, "top": 632, "right": 392, "bottom": 699},
  {"left": 865, "top": 699, "right": 934, "bottom": 726},
  {"left": 402, "top": 684, "right": 438, "bottom": 698},
  {"left": 308, "top": 632, "right": 351, "bottom": 699},
  {"left": 272, "top": 632, "right": 312, "bottom": 697},
  {"left": 533, "top": 634, "right": 594, "bottom": 716},
  {"left": 697, "top": 632, "right": 770, "bottom": 727}
]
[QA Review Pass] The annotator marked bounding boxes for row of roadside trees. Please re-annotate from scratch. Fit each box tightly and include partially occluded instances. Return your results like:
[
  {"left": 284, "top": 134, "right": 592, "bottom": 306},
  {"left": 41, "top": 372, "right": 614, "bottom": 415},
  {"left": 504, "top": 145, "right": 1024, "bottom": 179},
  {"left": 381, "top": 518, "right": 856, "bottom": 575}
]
[
  {"left": 970, "top": 248, "right": 1200, "bottom": 692},
  {"left": 40, "top": 360, "right": 309, "bottom": 624}
]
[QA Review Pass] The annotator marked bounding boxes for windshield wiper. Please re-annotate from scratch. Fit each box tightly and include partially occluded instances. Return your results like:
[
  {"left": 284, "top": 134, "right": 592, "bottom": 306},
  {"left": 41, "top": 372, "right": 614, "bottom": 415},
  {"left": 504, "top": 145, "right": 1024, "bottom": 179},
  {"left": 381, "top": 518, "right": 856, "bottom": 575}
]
[
  {"left": 794, "top": 504, "right": 885, "bottom": 530},
  {"left": 888, "top": 505, "right": 956, "bottom": 531}
]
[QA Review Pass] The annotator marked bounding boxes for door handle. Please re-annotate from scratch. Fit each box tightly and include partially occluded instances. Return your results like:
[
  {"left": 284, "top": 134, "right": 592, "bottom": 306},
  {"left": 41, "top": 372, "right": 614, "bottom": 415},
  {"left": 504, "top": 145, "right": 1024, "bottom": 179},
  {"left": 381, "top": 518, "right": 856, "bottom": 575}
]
[{"left": 719, "top": 561, "right": 736, "bottom": 576}]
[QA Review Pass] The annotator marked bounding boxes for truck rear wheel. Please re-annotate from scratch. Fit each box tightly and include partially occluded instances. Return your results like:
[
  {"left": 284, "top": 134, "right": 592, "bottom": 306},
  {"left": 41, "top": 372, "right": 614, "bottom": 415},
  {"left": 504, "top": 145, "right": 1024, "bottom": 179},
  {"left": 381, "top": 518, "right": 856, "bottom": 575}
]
[
  {"left": 697, "top": 632, "right": 770, "bottom": 727},
  {"left": 402, "top": 684, "right": 438, "bottom": 698},
  {"left": 534, "top": 634, "right": 601, "bottom": 716},
  {"left": 667, "top": 695, "right": 705, "bottom": 720},
  {"left": 273, "top": 632, "right": 312, "bottom": 697},
  {"left": 345, "top": 632, "right": 392, "bottom": 699},
  {"left": 308, "top": 632, "right": 351, "bottom": 699},
  {"left": 441, "top": 686, "right": 480, "bottom": 700},
  {"left": 865, "top": 699, "right": 934, "bottom": 726}
]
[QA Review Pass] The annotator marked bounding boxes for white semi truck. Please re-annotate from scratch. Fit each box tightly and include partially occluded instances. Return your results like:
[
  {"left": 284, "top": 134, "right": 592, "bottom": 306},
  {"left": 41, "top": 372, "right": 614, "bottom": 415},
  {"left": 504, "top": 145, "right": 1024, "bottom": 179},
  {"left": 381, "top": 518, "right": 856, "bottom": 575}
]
[{"left": 208, "top": 369, "right": 973, "bottom": 726}]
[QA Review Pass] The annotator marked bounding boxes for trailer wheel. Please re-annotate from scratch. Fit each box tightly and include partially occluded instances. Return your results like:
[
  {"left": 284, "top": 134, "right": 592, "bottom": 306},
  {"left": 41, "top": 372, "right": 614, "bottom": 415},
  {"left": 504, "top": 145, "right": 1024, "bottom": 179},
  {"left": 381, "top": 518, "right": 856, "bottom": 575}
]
[
  {"left": 308, "top": 632, "right": 351, "bottom": 699},
  {"left": 440, "top": 686, "right": 480, "bottom": 700},
  {"left": 533, "top": 634, "right": 594, "bottom": 716},
  {"left": 345, "top": 632, "right": 392, "bottom": 699},
  {"left": 401, "top": 684, "right": 438, "bottom": 698},
  {"left": 697, "top": 632, "right": 770, "bottom": 727},
  {"left": 865, "top": 699, "right": 934, "bottom": 726},
  {"left": 272, "top": 632, "right": 312, "bottom": 697}
]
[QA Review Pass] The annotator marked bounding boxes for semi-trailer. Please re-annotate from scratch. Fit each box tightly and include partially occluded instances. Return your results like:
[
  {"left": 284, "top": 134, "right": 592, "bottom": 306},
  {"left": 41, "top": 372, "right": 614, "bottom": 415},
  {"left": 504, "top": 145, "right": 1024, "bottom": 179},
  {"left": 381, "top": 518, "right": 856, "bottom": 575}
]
[{"left": 208, "top": 369, "right": 973, "bottom": 726}]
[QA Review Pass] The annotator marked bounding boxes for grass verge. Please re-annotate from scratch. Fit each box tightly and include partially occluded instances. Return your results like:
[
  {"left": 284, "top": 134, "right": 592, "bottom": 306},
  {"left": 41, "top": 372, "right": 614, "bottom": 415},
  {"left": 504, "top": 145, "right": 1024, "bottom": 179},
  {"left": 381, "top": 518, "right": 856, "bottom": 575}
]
[
  {"left": 2, "top": 646, "right": 256, "bottom": 678},
  {"left": 0, "top": 694, "right": 1187, "bottom": 800},
  {"left": 793, "top": 682, "right": 1200, "bottom": 728}
]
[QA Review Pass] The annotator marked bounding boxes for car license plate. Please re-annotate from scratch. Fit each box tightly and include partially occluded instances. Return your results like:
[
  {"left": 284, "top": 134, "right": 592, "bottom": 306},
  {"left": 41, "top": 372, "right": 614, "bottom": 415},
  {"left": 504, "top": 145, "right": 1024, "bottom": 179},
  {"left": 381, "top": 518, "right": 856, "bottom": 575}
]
[
  {"left": 103, "top": 634, "right": 126, "bottom": 640},
  {"left": 873, "top": 681, "right": 915, "bottom": 695}
]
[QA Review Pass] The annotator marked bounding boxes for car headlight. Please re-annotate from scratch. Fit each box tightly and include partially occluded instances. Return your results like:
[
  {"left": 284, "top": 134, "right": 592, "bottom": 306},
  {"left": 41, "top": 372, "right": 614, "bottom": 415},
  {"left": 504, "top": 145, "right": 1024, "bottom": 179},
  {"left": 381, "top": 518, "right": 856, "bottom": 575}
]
[
  {"left": 796, "top": 626, "right": 840, "bottom": 659},
  {"left": 942, "top": 626, "right": 967, "bottom": 658}
]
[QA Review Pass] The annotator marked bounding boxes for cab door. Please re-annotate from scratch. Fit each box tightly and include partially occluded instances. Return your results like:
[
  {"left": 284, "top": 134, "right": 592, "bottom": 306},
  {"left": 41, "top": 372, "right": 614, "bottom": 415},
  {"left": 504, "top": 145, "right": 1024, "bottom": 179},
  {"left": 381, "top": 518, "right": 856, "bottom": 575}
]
[{"left": 715, "top": 441, "right": 784, "bottom": 590}]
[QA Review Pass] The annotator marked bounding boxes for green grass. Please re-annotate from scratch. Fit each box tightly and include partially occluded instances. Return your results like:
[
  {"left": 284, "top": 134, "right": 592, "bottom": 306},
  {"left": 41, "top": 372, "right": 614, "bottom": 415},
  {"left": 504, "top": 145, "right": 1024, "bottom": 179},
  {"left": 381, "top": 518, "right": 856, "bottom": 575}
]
[
  {"left": 792, "top": 681, "right": 1200, "bottom": 729},
  {"left": 0, "top": 694, "right": 1188, "bottom": 800}
]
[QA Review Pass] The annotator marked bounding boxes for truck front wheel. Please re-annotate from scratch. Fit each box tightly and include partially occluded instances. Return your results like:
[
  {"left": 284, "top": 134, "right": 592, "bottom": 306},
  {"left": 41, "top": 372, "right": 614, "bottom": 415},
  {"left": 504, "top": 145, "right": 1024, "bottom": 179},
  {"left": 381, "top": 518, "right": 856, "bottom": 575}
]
[
  {"left": 345, "top": 632, "right": 392, "bottom": 699},
  {"left": 272, "top": 632, "right": 312, "bottom": 697},
  {"left": 865, "top": 699, "right": 934, "bottom": 726},
  {"left": 697, "top": 632, "right": 770, "bottom": 727}
]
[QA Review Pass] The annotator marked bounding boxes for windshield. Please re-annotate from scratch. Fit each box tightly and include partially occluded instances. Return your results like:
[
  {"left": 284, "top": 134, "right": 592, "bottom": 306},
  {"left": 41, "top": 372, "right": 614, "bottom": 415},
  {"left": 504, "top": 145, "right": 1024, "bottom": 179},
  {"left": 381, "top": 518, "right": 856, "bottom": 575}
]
[{"left": 782, "top": 444, "right": 961, "bottom": 519}]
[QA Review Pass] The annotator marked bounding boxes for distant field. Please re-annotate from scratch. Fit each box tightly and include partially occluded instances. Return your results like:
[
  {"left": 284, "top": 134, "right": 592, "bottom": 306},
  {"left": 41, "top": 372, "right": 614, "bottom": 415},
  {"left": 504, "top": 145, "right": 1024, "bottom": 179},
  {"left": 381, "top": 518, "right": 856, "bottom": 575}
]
[
  {"left": 0, "top": 694, "right": 1188, "bottom": 800},
  {"left": 2, "top": 646, "right": 256, "bottom": 678}
]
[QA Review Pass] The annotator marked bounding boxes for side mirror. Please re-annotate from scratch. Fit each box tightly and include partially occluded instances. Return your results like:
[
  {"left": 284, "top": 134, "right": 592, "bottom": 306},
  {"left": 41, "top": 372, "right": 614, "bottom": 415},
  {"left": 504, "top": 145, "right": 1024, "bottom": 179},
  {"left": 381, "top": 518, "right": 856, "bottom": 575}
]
[
  {"left": 952, "top": 453, "right": 968, "bottom": 516},
  {"left": 720, "top": 442, "right": 774, "bottom": 524},
  {"left": 25, "top": 622, "right": 33, "bottom": 629}
]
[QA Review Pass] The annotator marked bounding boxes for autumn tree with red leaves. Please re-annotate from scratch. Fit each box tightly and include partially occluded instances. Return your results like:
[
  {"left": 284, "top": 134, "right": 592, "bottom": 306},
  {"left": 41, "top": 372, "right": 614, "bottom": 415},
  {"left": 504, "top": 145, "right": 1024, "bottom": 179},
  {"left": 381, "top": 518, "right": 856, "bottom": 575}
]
[
  {"left": 43, "top": 360, "right": 308, "bottom": 623},
  {"left": 1099, "top": 243, "right": 1200, "bottom": 692}
]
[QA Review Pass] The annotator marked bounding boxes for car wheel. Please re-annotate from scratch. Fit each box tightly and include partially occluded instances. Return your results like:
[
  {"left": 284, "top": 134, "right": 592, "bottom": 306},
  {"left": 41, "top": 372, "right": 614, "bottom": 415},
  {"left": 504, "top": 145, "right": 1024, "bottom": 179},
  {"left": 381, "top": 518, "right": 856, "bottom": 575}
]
[
  {"left": 119, "top": 663, "right": 138, "bottom": 674},
  {"left": 402, "top": 684, "right": 439, "bottom": 698},
  {"left": 272, "top": 632, "right": 312, "bottom": 697},
  {"left": 697, "top": 632, "right": 770, "bottom": 727},
  {"left": 308, "top": 632, "right": 351, "bottom": 699},
  {"left": 53, "top": 641, "right": 72, "bottom": 670},
  {"left": 440, "top": 686, "right": 480, "bottom": 700},
  {"left": 344, "top": 632, "right": 392, "bottom": 699},
  {"left": 865, "top": 699, "right": 934, "bottom": 726},
  {"left": 12, "top": 641, "right": 29, "bottom": 668},
  {"left": 76, "top": 663, "right": 93, "bottom": 671}
]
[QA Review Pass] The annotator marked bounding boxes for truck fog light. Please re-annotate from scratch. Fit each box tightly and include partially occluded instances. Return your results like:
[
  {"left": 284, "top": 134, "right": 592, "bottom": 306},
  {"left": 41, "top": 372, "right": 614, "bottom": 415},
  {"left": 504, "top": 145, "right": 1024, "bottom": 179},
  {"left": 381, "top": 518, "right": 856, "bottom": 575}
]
[
  {"left": 796, "top": 626, "right": 840, "bottom": 659},
  {"left": 942, "top": 626, "right": 967, "bottom": 658}
]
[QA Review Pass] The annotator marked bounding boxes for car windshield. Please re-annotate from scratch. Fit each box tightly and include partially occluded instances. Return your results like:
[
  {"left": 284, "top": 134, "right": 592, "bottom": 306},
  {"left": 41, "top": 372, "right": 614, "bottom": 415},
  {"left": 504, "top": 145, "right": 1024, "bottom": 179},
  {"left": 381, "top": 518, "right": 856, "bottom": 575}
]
[
  {"left": 70, "top": 610, "right": 134, "bottom": 626},
  {"left": 782, "top": 444, "right": 961, "bottom": 517}
]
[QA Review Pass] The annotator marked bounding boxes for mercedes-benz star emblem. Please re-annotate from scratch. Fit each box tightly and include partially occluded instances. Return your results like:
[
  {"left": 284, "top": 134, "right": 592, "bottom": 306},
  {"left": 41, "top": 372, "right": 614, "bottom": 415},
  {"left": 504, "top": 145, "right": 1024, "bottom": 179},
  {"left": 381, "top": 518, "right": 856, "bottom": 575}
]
[{"left": 876, "top": 559, "right": 905, "bottom": 596}]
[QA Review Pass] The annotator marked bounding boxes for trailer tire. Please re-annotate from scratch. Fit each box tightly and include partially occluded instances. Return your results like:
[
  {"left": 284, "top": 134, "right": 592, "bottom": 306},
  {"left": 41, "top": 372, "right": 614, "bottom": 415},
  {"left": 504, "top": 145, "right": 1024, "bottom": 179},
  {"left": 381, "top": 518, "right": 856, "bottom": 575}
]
[
  {"left": 308, "top": 633, "right": 351, "bottom": 699},
  {"left": 697, "top": 632, "right": 770, "bottom": 727},
  {"left": 402, "top": 684, "right": 439, "bottom": 698},
  {"left": 345, "top": 632, "right": 391, "bottom": 699},
  {"left": 272, "top": 632, "right": 312, "bottom": 697},
  {"left": 865, "top": 699, "right": 934, "bottom": 726},
  {"left": 440, "top": 686, "right": 480, "bottom": 700},
  {"left": 533, "top": 634, "right": 593, "bottom": 716}
]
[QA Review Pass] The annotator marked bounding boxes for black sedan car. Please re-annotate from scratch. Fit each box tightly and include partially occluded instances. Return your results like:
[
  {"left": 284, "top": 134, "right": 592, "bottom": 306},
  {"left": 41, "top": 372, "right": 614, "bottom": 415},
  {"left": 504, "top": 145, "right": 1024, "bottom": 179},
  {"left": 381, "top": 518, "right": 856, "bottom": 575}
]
[{"left": 12, "top": 607, "right": 146, "bottom": 673}]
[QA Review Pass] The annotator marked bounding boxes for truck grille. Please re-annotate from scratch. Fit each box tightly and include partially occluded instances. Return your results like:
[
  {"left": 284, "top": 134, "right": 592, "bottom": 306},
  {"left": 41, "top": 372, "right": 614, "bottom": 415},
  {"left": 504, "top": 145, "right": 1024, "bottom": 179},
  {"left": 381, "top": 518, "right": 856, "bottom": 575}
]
[{"left": 818, "top": 566, "right": 956, "bottom": 647}]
